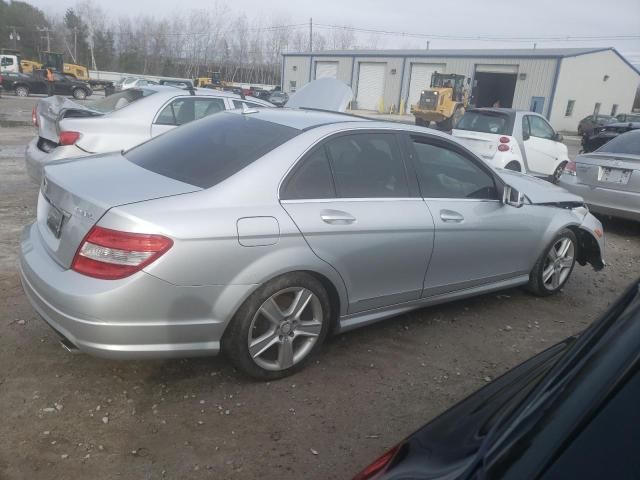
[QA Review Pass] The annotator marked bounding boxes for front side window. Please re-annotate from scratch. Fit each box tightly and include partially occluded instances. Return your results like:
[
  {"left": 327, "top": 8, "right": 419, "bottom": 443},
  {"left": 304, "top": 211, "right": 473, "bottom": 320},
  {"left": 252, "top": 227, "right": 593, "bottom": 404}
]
[
  {"left": 1, "top": 56, "right": 14, "bottom": 66},
  {"left": 155, "top": 98, "right": 226, "bottom": 126},
  {"left": 527, "top": 116, "right": 555, "bottom": 140},
  {"left": 281, "top": 147, "right": 335, "bottom": 200},
  {"left": 411, "top": 136, "right": 498, "bottom": 200},
  {"left": 325, "top": 133, "right": 409, "bottom": 198}
]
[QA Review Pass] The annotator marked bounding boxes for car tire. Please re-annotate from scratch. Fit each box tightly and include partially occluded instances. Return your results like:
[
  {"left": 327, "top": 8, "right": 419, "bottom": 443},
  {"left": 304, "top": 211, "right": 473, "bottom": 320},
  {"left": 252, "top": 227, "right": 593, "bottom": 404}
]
[
  {"left": 72, "top": 88, "right": 87, "bottom": 100},
  {"left": 550, "top": 161, "right": 567, "bottom": 184},
  {"left": 505, "top": 161, "right": 521, "bottom": 172},
  {"left": 527, "top": 229, "right": 577, "bottom": 297},
  {"left": 15, "top": 85, "right": 29, "bottom": 97},
  {"left": 223, "top": 272, "right": 332, "bottom": 380}
]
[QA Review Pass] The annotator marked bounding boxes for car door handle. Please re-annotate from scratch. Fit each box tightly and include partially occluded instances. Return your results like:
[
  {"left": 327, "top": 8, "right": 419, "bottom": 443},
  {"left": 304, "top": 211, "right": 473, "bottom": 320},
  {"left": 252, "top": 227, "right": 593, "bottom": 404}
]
[
  {"left": 440, "top": 210, "right": 464, "bottom": 223},
  {"left": 320, "top": 210, "right": 356, "bottom": 225}
]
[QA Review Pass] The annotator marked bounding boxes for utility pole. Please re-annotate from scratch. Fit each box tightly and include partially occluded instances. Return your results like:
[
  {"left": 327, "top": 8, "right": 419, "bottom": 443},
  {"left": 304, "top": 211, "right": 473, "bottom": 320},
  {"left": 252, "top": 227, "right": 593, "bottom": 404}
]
[
  {"left": 74, "top": 27, "right": 77, "bottom": 61},
  {"left": 309, "top": 17, "right": 313, "bottom": 52},
  {"left": 8, "top": 26, "right": 21, "bottom": 50},
  {"left": 37, "top": 26, "right": 52, "bottom": 52}
]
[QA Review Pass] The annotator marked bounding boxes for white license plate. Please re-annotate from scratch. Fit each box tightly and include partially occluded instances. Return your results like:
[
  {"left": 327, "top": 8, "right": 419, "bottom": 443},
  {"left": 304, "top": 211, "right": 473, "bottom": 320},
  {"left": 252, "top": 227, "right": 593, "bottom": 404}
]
[{"left": 599, "top": 167, "right": 631, "bottom": 185}]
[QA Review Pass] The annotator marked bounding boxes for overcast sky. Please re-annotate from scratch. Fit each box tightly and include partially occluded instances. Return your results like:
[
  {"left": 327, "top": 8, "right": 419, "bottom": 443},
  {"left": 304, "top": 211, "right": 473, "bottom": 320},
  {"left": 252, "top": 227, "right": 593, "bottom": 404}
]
[{"left": 26, "top": 0, "right": 640, "bottom": 64}]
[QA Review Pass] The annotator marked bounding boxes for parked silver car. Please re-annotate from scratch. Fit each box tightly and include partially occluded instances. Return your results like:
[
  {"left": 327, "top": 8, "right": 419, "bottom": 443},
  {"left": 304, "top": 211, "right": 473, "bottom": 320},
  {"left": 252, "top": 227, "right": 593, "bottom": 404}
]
[
  {"left": 560, "top": 129, "right": 640, "bottom": 221},
  {"left": 25, "top": 86, "right": 273, "bottom": 183},
  {"left": 20, "top": 108, "right": 605, "bottom": 379}
]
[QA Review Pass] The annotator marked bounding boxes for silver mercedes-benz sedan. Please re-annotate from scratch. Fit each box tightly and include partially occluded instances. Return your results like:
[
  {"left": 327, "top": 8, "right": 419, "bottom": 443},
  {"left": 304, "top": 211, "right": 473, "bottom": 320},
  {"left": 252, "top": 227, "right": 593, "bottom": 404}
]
[
  {"left": 25, "top": 85, "right": 273, "bottom": 184},
  {"left": 20, "top": 107, "right": 605, "bottom": 379},
  {"left": 559, "top": 129, "right": 640, "bottom": 221}
]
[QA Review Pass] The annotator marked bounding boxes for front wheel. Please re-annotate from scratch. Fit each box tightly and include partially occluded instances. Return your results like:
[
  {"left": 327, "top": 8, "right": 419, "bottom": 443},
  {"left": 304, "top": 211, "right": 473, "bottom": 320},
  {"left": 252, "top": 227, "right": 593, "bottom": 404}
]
[
  {"left": 223, "top": 273, "right": 332, "bottom": 380},
  {"left": 72, "top": 88, "right": 87, "bottom": 100},
  {"left": 527, "top": 229, "right": 577, "bottom": 296},
  {"left": 15, "top": 85, "right": 29, "bottom": 97}
]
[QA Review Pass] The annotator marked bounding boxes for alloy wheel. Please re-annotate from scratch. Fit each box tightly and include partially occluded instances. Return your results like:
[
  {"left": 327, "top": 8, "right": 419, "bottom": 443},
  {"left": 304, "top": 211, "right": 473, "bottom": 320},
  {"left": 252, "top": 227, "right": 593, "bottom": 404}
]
[
  {"left": 247, "top": 287, "right": 323, "bottom": 371},
  {"left": 542, "top": 237, "right": 575, "bottom": 290}
]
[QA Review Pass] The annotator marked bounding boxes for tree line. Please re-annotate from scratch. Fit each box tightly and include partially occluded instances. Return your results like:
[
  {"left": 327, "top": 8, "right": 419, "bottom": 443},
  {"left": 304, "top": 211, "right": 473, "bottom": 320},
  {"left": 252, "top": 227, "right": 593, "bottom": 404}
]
[{"left": 0, "top": 0, "right": 359, "bottom": 85}]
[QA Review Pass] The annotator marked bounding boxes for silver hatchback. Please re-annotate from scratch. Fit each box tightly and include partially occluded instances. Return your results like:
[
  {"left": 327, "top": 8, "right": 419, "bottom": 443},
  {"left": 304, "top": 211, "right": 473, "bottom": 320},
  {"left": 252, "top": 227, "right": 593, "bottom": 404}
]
[{"left": 20, "top": 108, "right": 605, "bottom": 379}]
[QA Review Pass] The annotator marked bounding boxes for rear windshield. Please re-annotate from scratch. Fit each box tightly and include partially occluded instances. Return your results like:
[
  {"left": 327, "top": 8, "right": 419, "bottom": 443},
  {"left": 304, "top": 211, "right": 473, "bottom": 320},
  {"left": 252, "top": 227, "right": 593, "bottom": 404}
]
[
  {"left": 455, "top": 111, "right": 513, "bottom": 135},
  {"left": 126, "top": 112, "right": 300, "bottom": 188},
  {"left": 86, "top": 88, "right": 155, "bottom": 113},
  {"left": 596, "top": 131, "right": 640, "bottom": 155}
]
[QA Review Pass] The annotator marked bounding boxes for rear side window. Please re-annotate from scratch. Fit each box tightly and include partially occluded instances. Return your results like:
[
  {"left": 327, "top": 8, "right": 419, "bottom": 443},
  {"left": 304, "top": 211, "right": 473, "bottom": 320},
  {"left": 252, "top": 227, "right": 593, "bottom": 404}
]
[
  {"left": 232, "top": 100, "right": 264, "bottom": 109},
  {"left": 282, "top": 147, "right": 335, "bottom": 200},
  {"left": 87, "top": 89, "right": 155, "bottom": 113},
  {"left": 155, "top": 97, "right": 226, "bottom": 126},
  {"left": 596, "top": 131, "right": 640, "bottom": 155},
  {"left": 455, "top": 111, "right": 512, "bottom": 135},
  {"left": 325, "top": 133, "right": 409, "bottom": 198},
  {"left": 126, "top": 113, "right": 299, "bottom": 188}
]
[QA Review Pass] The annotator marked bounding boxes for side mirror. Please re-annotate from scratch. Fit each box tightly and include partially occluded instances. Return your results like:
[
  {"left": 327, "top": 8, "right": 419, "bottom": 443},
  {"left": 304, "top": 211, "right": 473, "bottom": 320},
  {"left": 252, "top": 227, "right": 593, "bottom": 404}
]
[
  {"left": 502, "top": 185, "right": 525, "bottom": 208},
  {"left": 554, "top": 133, "right": 564, "bottom": 142}
]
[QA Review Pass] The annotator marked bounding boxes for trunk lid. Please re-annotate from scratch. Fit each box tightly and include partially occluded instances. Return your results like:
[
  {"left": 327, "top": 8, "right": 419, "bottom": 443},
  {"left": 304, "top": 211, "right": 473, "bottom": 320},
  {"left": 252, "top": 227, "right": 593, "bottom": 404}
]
[
  {"left": 37, "top": 153, "right": 201, "bottom": 268},
  {"left": 575, "top": 152, "right": 640, "bottom": 193},
  {"left": 452, "top": 130, "right": 501, "bottom": 160},
  {"left": 35, "top": 96, "right": 102, "bottom": 144}
]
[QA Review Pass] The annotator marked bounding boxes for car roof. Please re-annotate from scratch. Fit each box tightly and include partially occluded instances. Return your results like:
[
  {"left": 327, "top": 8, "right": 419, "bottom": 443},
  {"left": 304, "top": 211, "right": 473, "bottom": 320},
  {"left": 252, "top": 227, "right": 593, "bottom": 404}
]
[
  {"left": 224, "top": 107, "right": 371, "bottom": 130},
  {"left": 141, "top": 85, "right": 271, "bottom": 104}
]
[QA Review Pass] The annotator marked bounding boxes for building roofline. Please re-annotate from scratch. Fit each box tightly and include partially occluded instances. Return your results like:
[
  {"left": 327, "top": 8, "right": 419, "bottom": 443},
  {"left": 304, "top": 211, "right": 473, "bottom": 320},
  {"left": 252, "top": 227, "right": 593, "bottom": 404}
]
[{"left": 282, "top": 47, "right": 640, "bottom": 75}]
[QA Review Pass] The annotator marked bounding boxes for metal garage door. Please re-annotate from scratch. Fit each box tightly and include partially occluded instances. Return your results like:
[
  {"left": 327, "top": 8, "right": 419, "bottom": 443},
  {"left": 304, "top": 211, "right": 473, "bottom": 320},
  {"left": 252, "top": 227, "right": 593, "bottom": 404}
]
[
  {"left": 315, "top": 61, "right": 338, "bottom": 79},
  {"left": 356, "top": 63, "right": 386, "bottom": 111},
  {"left": 407, "top": 63, "right": 446, "bottom": 113}
]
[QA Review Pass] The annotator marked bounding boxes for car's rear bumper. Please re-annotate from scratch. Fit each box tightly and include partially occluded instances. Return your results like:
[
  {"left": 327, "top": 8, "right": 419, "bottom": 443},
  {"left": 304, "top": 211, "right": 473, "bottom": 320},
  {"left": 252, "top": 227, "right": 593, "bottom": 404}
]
[
  {"left": 559, "top": 174, "right": 640, "bottom": 221},
  {"left": 19, "top": 222, "right": 254, "bottom": 359},
  {"left": 25, "top": 138, "right": 90, "bottom": 184}
]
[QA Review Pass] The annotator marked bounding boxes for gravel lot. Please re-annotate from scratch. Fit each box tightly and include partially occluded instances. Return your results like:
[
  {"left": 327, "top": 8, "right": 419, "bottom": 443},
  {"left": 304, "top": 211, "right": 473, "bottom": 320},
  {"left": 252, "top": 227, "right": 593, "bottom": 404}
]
[{"left": 1, "top": 95, "right": 639, "bottom": 480}]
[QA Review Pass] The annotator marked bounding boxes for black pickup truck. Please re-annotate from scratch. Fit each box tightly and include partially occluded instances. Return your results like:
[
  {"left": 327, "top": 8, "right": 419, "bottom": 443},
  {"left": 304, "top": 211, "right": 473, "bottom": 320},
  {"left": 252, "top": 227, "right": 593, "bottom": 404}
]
[{"left": 0, "top": 70, "right": 92, "bottom": 99}]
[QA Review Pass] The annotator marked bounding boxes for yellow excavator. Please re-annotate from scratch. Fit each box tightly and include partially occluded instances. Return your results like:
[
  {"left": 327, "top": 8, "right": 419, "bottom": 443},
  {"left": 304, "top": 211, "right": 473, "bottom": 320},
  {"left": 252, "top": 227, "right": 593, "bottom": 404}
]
[
  {"left": 411, "top": 72, "right": 468, "bottom": 130},
  {"left": 21, "top": 53, "right": 89, "bottom": 81}
]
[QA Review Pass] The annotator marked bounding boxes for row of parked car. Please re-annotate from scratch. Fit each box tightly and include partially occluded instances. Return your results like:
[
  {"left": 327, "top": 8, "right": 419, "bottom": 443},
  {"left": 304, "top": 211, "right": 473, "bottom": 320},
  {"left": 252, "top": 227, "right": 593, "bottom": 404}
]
[
  {"left": 0, "top": 69, "right": 93, "bottom": 99},
  {"left": 14, "top": 78, "right": 640, "bottom": 479}
]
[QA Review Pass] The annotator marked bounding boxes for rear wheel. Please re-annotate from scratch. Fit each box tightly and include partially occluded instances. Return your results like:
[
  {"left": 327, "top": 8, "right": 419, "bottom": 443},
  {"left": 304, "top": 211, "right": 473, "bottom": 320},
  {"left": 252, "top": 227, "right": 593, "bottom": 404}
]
[
  {"left": 72, "top": 88, "right": 87, "bottom": 100},
  {"left": 550, "top": 161, "right": 567, "bottom": 184},
  {"left": 527, "top": 229, "right": 577, "bottom": 296},
  {"left": 15, "top": 85, "right": 29, "bottom": 97},
  {"left": 223, "top": 273, "right": 331, "bottom": 380}
]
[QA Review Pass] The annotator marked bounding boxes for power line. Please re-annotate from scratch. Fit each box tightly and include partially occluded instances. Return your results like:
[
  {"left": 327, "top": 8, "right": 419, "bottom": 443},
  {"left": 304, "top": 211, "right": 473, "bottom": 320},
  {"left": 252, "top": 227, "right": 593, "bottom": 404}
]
[{"left": 312, "top": 23, "right": 640, "bottom": 43}]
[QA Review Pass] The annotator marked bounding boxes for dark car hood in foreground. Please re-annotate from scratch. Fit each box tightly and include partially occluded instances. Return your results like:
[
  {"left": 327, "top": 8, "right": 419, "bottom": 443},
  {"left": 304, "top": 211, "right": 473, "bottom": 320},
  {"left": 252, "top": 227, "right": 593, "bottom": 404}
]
[{"left": 377, "top": 340, "right": 572, "bottom": 479}]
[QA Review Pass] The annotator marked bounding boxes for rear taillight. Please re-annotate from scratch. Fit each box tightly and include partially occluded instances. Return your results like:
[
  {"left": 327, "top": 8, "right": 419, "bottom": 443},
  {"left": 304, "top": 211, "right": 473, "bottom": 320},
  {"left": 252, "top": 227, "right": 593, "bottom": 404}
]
[
  {"left": 353, "top": 445, "right": 401, "bottom": 480},
  {"left": 59, "top": 131, "right": 81, "bottom": 146},
  {"left": 32, "top": 106, "right": 38, "bottom": 127},
  {"left": 564, "top": 160, "right": 577, "bottom": 176},
  {"left": 71, "top": 226, "right": 173, "bottom": 280},
  {"left": 499, "top": 136, "right": 510, "bottom": 143},
  {"left": 498, "top": 144, "right": 510, "bottom": 152}
]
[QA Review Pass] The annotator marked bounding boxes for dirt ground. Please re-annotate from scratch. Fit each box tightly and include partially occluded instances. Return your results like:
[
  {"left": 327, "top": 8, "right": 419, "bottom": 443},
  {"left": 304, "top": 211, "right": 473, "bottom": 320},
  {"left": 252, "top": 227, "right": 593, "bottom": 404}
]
[{"left": 1, "top": 95, "right": 639, "bottom": 480}]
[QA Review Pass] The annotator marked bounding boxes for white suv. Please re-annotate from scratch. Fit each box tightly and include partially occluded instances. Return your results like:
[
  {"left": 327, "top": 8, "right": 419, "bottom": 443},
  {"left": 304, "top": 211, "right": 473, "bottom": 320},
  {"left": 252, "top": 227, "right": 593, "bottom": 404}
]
[{"left": 452, "top": 108, "right": 569, "bottom": 183}]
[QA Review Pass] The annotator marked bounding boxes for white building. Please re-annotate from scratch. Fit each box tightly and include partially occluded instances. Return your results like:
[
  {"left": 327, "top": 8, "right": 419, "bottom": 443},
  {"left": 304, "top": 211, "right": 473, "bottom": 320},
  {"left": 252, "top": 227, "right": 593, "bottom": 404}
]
[{"left": 282, "top": 47, "right": 640, "bottom": 132}]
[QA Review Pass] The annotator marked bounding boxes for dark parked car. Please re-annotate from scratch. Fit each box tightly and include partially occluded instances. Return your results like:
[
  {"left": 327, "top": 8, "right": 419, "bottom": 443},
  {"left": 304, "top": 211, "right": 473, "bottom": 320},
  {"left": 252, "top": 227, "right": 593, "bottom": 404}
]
[
  {"left": 354, "top": 278, "right": 640, "bottom": 480},
  {"left": 2, "top": 69, "right": 92, "bottom": 99},
  {"left": 577, "top": 114, "right": 616, "bottom": 135},
  {"left": 580, "top": 120, "right": 640, "bottom": 153},
  {"left": 616, "top": 112, "right": 640, "bottom": 123},
  {"left": 268, "top": 91, "right": 289, "bottom": 107}
]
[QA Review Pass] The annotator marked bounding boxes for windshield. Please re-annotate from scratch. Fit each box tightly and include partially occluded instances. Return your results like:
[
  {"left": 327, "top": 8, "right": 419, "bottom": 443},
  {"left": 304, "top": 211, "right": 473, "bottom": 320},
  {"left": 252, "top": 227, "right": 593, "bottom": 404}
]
[
  {"left": 596, "top": 131, "right": 640, "bottom": 155},
  {"left": 85, "top": 88, "right": 155, "bottom": 113},
  {"left": 126, "top": 112, "right": 300, "bottom": 188},
  {"left": 455, "top": 111, "right": 513, "bottom": 135}
]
